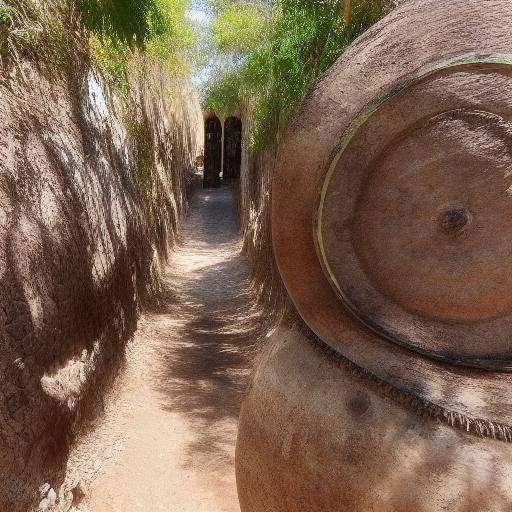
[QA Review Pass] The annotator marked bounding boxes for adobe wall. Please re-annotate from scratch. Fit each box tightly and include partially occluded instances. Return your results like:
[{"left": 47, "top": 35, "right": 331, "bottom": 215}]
[{"left": 0, "top": 61, "right": 202, "bottom": 511}]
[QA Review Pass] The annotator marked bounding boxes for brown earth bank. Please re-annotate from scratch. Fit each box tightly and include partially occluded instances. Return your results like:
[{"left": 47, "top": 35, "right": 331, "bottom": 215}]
[{"left": 0, "top": 60, "right": 202, "bottom": 511}]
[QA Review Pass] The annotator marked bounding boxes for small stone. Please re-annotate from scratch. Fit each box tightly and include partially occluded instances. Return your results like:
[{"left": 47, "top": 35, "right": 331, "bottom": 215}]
[
  {"left": 38, "top": 487, "right": 56, "bottom": 510},
  {"left": 48, "top": 488, "right": 57, "bottom": 505},
  {"left": 14, "top": 358, "right": 25, "bottom": 370},
  {"left": 38, "top": 497, "right": 50, "bottom": 510}
]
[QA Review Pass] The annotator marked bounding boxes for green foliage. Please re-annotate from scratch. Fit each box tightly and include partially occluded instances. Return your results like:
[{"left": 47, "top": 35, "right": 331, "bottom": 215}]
[
  {"left": 0, "top": 1, "right": 32, "bottom": 62},
  {"left": 212, "top": 2, "right": 267, "bottom": 54},
  {"left": 145, "top": 0, "right": 196, "bottom": 75},
  {"left": 202, "top": 68, "right": 241, "bottom": 120},
  {"left": 89, "top": 34, "right": 131, "bottom": 91},
  {"left": 204, "top": 0, "right": 382, "bottom": 150},
  {"left": 84, "top": 0, "right": 195, "bottom": 89},
  {"left": 0, "top": 0, "right": 195, "bottom": 89},
  {"left": 73, "top": 0, "right": 156, "bottom": 47}
]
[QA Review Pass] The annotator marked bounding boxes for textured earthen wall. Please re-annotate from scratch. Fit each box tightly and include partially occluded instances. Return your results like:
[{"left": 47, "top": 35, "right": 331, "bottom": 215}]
[
  {"left": 238, "top": 105, "right": 288, "bottom": 325},
  {"left": 0, "top": 62, "right": 202, "bottom": 511}
]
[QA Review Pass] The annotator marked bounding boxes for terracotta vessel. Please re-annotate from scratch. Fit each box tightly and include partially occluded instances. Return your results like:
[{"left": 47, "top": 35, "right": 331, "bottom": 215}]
[{"left": 236, "top": 1, "right": 512, "bottom": 510}]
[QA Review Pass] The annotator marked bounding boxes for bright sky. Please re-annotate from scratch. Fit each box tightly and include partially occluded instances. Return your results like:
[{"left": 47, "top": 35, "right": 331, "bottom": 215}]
[
  {"left": 186, "top": 0, "right": 215, "bottom": 92},
  {"left": 187, "top": 0, "right": 211, "bottom": 26}
]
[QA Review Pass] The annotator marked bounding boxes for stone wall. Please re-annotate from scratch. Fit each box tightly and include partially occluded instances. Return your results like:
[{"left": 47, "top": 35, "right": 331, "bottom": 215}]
[{"left": 0, "top": 61, "right": 202, "bottom": 511}]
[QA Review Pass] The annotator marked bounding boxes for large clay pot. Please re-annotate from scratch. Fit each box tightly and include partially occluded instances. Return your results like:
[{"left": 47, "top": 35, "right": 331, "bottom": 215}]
[{"left": 236, "top": 1, "right": 512, "bottom": 510}]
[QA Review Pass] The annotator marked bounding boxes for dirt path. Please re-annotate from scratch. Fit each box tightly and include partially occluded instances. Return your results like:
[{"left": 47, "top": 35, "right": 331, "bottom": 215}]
[{"left": 65, "top": 186, "right": 270, "bottom": 512}]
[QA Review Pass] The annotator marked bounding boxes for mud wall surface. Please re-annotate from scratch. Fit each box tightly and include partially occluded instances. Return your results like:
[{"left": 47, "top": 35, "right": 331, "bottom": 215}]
[
  {"left": 0, "top": 62, "right": 202, "bottom": 511},
  {"left": 238, "top": 105, "right": 288, "bottom": 325}
]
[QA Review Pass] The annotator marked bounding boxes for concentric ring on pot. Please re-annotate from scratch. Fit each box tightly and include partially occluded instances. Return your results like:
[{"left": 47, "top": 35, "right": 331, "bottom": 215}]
[
  {"left": 315, "top": 55, "right": 512, "bottom": 368},
  {"left": 273, "top": 0, "right": 512, "bottom": 430}
]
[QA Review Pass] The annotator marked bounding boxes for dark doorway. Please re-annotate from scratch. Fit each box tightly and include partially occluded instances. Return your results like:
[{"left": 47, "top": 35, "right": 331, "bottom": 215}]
[
  {"left": 204, "top": 115, "right": 222, "bottom": 188},
  {"left": 223, "top": 117, "right": 242, "bottom": 180}
]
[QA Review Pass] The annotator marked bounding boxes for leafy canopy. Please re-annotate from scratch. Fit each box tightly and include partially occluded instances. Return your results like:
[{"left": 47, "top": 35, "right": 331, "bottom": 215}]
[
  {"left": 73, "top": 0, "right": 159, "bottom": 47},
  {"left": 211, "top": 2, "right": 267, "bottom": 54},
  {"left": 203, "top": 0, "right": 382, "bottom": 150},
  {"left": 75, "top": 0, "right": 196, "bottom": 89}
]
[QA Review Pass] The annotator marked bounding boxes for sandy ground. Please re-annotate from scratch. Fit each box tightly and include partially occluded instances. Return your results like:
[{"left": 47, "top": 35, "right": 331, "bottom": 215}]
[{"left": 64, "top": 186, "right": 271, "bottom": 512}]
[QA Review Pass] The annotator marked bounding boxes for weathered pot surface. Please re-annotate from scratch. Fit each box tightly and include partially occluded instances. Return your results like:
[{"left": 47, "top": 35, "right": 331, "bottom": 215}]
[
  {"left": 237, "top": 322, "right": 512, "bottom": 511},
  {"left": 236, "top": 0, "right": 512, "bottom": 509}
]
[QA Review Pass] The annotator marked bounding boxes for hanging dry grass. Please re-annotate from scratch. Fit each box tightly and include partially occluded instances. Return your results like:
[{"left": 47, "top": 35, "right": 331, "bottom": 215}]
[{"left": 0, "top": 0, "right": 87, "bottom": 74}]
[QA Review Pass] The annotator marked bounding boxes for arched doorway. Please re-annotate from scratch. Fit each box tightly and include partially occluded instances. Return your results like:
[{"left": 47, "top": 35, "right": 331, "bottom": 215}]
[
  {"left": 223, "top": 117, "right": 242, "bottom": 180},
  {"left": 204, "top": 115, "right": 222, "bottom": 188}
]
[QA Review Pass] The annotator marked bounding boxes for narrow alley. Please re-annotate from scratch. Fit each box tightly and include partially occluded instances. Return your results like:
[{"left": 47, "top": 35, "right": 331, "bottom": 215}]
[{"left": 64, "top": 186, "right": 269, "bottom": 512}]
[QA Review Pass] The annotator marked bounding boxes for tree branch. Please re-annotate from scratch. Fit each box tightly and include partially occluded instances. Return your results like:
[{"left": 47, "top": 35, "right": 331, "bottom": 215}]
[{"left": 343, "top": 0, "right": 352, "bottom": 26}]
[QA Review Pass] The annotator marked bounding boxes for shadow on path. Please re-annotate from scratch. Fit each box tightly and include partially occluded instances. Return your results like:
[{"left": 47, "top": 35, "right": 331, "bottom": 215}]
[
  {"left": 63, "top": 185, "right": 270, "bottom": 512},
  {"left": 149, "top": 185, "right": 274, "bottom": 460}
]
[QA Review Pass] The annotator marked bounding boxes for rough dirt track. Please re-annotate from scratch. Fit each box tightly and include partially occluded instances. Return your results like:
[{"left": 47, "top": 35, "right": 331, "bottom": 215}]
[{"left": 65, "top": 186, "right": 270, "bottom": 512}]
